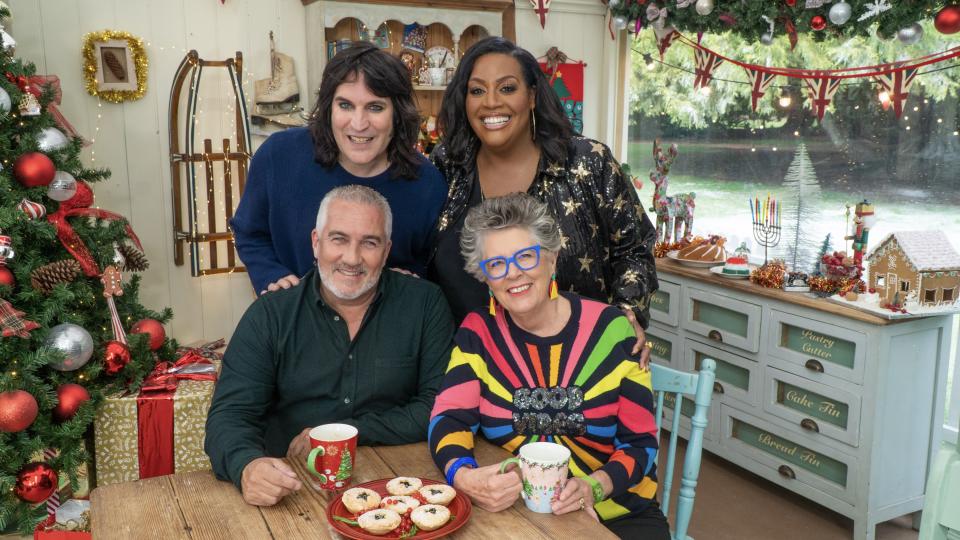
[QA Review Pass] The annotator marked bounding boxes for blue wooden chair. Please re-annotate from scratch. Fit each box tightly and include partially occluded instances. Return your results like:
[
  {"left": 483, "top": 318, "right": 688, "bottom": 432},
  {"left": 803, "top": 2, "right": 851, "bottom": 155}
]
[
  {"left": 918, "top": 428, "right": 960, "bottom": 540},
  {"left": 651, "top": 358, "right": 716, "bottom": 540}
]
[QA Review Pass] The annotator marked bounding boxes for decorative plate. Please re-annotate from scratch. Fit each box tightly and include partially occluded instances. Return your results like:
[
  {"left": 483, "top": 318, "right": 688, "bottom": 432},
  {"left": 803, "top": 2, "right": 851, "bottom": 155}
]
[
  {"left": 425, "top": 46, "right": 455, "bottom": 69},
  {"left": 325, "top": 477, "right": 472, "bottom": 539},
  {"left": 709, "top": 265, "right": 755, "bottom": 280},
  {"left": 666, "top": 250, "right": 723, "bottom": 268}
]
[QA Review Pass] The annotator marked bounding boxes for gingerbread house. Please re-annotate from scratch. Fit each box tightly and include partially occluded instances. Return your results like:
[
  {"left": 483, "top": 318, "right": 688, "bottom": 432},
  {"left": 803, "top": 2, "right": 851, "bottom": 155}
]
[{"left": 866, "top": 231, "right": 960, "bottom": 306}]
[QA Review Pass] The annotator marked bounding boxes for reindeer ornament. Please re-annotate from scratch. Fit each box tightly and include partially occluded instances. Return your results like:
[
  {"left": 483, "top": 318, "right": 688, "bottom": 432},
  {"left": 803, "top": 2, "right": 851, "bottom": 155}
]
[{"left": 648, "top": 140, "right": 695, "bottom": 244}]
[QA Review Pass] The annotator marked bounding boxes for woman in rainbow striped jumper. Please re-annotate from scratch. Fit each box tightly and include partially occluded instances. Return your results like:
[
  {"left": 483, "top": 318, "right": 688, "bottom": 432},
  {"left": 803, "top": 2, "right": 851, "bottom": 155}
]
[{"left": 428, "top": 193, "right": 669, "bottom": 539}]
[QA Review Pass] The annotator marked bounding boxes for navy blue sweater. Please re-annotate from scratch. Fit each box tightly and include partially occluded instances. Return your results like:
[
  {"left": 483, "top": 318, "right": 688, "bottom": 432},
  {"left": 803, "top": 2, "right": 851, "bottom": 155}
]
[{"left": 230, "top": 128, "right": 447, "bottom": 293}]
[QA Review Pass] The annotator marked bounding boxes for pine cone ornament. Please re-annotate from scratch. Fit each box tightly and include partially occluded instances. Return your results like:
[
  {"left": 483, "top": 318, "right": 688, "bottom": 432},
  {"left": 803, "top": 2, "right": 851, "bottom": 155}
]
[
  {"left": 103, "top": 50, "right": 127, "bottom": 80},
  {"left": 30, "top": 260, "right": 82, "bottom": 294},
  {"left": 117, "top": 243, "right": 149, "bottom": 272}
]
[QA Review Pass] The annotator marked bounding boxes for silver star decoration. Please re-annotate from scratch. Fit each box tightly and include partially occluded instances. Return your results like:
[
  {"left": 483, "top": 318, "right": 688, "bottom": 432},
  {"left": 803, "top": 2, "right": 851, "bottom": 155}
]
[
  {"left": 590, "top": 141, "right": 605, "bottom": 155},
  {"left": 559, "top": 233, "right": 570, "bottom": 250},
  {"left": 546, "top": 162, "right": 565, "bottom": 176},
  {"left": 623, "top": 269, "right": 639, "bottom": 285},
  {"left": 572, "top": 162, "right": 590, "bottom": 182},
  {"left": 578, "top": 255, "right": 594, "bottom": 273},
  {"left": 561, "top": 199, "right": 582, "bottom": 216},
  {"left": 612, "top": 194, "right": 627, "bottom": 212}
]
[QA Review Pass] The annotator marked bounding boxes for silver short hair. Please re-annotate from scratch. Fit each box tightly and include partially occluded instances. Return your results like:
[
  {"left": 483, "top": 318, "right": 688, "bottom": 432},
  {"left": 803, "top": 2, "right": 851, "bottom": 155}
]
[
  {"left": 460, "top": 193, "right": 562, "bottom": 282},
  {"left": 315, "top": 184, "right": 393, "bottom": 239}
]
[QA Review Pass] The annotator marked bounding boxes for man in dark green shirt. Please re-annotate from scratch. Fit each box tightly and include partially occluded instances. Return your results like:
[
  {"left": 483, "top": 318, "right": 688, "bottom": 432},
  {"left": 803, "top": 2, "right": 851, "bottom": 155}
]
[{"left": 205, "top": 185, "right": 454, "bottom": 506}]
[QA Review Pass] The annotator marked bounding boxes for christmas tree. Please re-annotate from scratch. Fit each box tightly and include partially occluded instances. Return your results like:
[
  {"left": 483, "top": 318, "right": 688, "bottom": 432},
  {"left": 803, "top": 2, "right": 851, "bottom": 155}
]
[
  {"left": 335, "top": 447, "right": 352, "bottom": 482},
  {"left": 780, "top": 142, "right": 822, "bottom": 272},
  {"left": 0, "top": 13, "right": 174, "bottom": 533},
  {"left": 812, "top": 233, "right": 834, "bottom": 275}
]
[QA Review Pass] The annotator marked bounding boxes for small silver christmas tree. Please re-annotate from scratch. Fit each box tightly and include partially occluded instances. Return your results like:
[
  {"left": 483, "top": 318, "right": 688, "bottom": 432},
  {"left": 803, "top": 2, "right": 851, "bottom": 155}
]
[{"left": 780, "top": 142, "right": 822, "bottom": 271}]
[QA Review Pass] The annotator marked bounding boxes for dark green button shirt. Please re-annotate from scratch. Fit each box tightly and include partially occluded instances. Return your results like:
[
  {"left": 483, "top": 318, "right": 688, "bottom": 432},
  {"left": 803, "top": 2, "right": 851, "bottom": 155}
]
[{"left": 205, "top": 268, "right": 454, "bottom": 487}]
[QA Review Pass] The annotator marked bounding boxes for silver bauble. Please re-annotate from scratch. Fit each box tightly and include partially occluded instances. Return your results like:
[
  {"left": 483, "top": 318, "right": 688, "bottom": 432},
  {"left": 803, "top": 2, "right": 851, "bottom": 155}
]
[
  {"left": 0, "top": 86, "right": 10, "bottom": 113},
  {"left": 760, "top": 33, "right": 774, "bottom": 45},
  {"left": 45, "top": 324, "right": 94, "bottom": 372},
  {"left": 612, "top": 15, "right": 628, "bottom": 30},
  {"left": 38, "top": 127, "right": 70, "bottom": 152},
  {"left": 828, "top": 2, "right": 852, "bottom": 25},
  {"left": 897, "top": 23, "right": 924, "bottom": 45},
  {"left": 695, "top": 0, "right": 714, "bottom": 16},
  {"left": 607, "top": 0, "right": 620, "bottom": 7},
  {"left": 47, "top": 171, "right": 78, "bottom": 202}
]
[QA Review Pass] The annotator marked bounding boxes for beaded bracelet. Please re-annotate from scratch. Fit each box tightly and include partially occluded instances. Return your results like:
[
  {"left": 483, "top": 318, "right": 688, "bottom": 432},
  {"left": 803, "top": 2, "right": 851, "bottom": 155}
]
[{"left": 445, "top": 456, "right": 478, "bottom": 486}]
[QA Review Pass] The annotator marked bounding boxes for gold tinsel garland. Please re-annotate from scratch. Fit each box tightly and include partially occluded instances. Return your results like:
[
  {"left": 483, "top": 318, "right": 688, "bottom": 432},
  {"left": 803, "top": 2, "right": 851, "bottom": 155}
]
[
  {"left": 750, "top": 260, "right": 786, "bottom": 288},
  {"left": 81, "top": 30, "right": 148, "bottom": 103}
]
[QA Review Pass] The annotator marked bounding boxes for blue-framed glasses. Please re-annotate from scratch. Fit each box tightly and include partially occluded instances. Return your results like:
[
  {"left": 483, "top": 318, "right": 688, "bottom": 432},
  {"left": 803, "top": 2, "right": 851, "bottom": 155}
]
[{"left": 479, "top": 245, "right": 542, "bottom": 280}]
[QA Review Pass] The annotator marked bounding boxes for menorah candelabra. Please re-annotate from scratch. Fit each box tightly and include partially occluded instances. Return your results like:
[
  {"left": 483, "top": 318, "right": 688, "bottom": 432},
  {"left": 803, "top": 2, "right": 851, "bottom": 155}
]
[{"left": 752, "top": 220, "right": 781, "bottom": 266}]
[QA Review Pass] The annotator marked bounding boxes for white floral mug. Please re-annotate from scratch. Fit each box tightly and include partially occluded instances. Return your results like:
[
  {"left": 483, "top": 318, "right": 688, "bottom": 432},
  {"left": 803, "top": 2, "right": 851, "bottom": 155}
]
[{"left": 499, "top": 442, "right": 571, "bottom": 513}]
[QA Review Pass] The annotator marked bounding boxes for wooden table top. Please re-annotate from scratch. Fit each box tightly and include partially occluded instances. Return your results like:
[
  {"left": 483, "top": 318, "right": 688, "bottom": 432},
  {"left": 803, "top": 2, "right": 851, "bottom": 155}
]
[
  {"left": 655, "top": 257, "right": 902, "bottom": 326},
  {"left": 90, "top": 439, "right": 616, "bottom": 539}
]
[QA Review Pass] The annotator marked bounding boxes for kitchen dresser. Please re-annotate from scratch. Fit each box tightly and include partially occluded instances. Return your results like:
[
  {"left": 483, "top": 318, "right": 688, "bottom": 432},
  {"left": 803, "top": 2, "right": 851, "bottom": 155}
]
[{"left": 649, "top": 258, "right": 955, "bottom": 540}]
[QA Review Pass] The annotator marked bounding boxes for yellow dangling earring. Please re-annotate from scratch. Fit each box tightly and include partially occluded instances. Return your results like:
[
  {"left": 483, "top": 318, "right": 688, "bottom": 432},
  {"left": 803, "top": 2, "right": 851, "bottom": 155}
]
[
  {"left": 549, "top": 273, "right": 559, "bottom": 300},
  {"left": 489, "top": 289, "right": 497, "bottom": 316}
]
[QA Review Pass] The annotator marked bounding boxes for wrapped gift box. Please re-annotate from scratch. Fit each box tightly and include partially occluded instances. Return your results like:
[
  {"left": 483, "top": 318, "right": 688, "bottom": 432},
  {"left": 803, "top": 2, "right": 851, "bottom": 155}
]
[{"left": 93, "top": 340, "right": 222, "bottom": 486}]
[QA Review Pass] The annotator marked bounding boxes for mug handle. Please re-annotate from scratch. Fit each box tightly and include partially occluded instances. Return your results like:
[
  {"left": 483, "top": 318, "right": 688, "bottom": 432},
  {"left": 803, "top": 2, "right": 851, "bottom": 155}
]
[
  {"left": 307, "top": 446, "right": 327, "bottom": 481},
  {"left": 499, "top": 457, "right": 520, "bottom": 474}
]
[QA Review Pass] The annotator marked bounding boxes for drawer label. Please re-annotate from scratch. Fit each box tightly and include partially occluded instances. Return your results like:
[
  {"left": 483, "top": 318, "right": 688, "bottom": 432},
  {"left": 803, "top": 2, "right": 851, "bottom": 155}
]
[
  {"left": 695, "top": 352, "right": 750, "bottom": 391},
  {"left": 646, "top": 334, "right": 672, "bottom": 362},
  {"left": 651, "top": 290, "right": 670, "bottom": 313},
  {"left": 732, "top": 419, "right": 847, "bottom": 486},
  {"left": 662, "top": 392, "right": 695, "bottom": 418},
  {"left": 692, "top": 300, "right": 749, "bottom": 338},
  {"left": 781, "top": 324, "right": 856, "bottom": 369},
  {"left": 776, "top": 381, "right": 849, "bottom": 428}
]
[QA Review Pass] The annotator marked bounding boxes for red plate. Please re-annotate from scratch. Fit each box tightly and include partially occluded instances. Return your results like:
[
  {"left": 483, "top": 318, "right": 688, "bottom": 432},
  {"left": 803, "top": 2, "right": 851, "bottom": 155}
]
[{"left": 325, "top": 478, "right": 472, "bottom": 539}]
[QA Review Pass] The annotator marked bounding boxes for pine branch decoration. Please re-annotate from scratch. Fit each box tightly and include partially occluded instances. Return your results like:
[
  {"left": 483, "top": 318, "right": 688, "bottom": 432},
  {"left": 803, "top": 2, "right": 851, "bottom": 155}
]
[
  {"left": 118, "top": 243, "right": 150, "bottom": 272},
  {"left": 30, "top": 260, "right": 82, "bottom": 294}
]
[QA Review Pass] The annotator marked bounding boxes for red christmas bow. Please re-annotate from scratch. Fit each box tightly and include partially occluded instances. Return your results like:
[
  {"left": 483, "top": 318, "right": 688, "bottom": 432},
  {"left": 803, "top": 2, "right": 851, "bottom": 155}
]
[
  {"left": 46, "top": 181, "right": 144, "bottom": 277},
  {"left": 4, "top": 73, "right": 86, "bottom": 142},
  {"left": 140, "top": 352, "right": 218, "bottom": 393}
]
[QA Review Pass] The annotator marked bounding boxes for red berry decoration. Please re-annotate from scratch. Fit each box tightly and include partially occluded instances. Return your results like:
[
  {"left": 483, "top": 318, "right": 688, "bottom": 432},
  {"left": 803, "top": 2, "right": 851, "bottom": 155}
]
[
  {"left": 103, "top": 340, "right": 132, "bottom": 375},
  {"left": 811, "top": 15, "right": 827, "bottom": 31},
  {"left": 0, "top": 266, "right": 14, "bottom": 287},
  {"left": 53, "top": 383, "right": 91, "bottom": 422},
  {"left": 935, "top": 5, "right": 960, "bottom": 35},
  {"left": 131, "top": 318, "right": 166, "bottom": 350},
  {"left": 13, "top": 152, "right": 57, "bottom": 188},
  {"left": 14, "top": 462, "right": 58, "bottom": 504},
  {"left": 0, "top": 390, "right": 39, "bottom": 433}
]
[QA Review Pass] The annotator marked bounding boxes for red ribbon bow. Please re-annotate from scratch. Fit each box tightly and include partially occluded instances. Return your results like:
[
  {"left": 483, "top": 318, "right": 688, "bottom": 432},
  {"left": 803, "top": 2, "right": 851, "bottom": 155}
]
[
  {"left": 46, "top": 181, "right": 143, "bottom": 277},
  {"left": 140, "top": 351, "right": 218, "bottom": 393},
  {"left": 4, "top": 73, "right": 85, "bottom": 141}
]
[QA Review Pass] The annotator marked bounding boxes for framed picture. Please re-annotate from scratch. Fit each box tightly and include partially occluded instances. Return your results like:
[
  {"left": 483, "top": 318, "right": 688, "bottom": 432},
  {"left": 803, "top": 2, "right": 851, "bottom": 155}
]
[{"left": 82, "top": 30, "right": 148, "bottom": 103}]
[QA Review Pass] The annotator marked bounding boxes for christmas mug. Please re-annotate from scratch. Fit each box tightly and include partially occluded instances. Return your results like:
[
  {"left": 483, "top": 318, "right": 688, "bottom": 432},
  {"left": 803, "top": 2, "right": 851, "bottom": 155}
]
[
  {"left": 499, "top": 442, "right": 571, "bottom": 513},
  {"left": 306, "top": 423, "right": 358, "bottom": 490}
]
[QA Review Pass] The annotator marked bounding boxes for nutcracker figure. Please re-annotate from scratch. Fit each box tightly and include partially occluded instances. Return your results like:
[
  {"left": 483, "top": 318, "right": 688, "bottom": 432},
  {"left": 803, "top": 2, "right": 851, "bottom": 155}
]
[{"left": 845, "top": 200, "right": 876, "bottom": 269}]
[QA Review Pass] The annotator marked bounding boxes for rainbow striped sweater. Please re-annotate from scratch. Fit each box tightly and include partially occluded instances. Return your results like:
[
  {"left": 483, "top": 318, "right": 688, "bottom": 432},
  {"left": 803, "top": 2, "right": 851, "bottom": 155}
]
[{"left": 428, "top": 293, "right": 659, "bottom": 521}]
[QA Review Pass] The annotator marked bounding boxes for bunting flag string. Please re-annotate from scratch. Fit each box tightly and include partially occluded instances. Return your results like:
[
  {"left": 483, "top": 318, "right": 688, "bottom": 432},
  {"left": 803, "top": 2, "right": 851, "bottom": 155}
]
[
  {"left": 653, "top": 26, "right": 679, "bottom": 59},
  {"left": 694, "top": 48, "right": 724, "bottom": 89},
  {"left": 743, "top": 67, "right": 779, "bottom": 111},
  {"left": 804, "top": 75, "right": 842, "bottom": 120},
  {"left": 873, "top": 67, "right": 919, "bottom": 118},
  {"left": 530, "top": 0, "right": 552, "bottom": 29}
]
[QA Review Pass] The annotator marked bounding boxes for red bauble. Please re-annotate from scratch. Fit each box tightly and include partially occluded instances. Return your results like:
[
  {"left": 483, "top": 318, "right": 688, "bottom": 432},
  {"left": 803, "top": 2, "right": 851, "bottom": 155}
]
[
  {"left": 0, "top": 390, "right": 39, "bottom": 433},
  {"left": 0, "top": 266, "right": 14, "bottom": 287},
  {"left": 13, "top": 152, "right": 57, "bottom": 188},
  {"left": 103, "top": 341, "right": 132, "bottom": 375},
  {"left": 785, "top": 0, "right": 796, "bottom": 6},
  {"left": 811, "top": 15, "right": 827, "bottom": 31},
  {"left": 935, "top": 5, "right": 960, "bottom": 35},
  {"left": 53, "top": 383, "right": 91, "bottom": 422},
  {"left": 131, "top": 318, "right": 165, "bottom": 350},
  {"left": 14, "top": 462, "right": 58, "bottom": 504}
]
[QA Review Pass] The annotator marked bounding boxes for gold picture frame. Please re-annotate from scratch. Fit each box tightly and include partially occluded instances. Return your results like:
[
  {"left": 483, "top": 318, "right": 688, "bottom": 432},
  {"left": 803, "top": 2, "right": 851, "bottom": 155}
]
[{"left": 82, "top": 30, "right": 148, "bottom": 103}]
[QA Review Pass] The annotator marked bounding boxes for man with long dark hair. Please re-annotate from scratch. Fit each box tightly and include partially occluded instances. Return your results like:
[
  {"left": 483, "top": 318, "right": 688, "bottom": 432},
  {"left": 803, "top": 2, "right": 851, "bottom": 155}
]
[{"left": 232, "top": 41, "right": 446, "bottom": 295}]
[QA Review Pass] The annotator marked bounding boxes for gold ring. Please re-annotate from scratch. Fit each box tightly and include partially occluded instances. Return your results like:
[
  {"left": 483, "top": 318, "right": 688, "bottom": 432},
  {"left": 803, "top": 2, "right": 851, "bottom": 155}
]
[
  {"left": 645, "top": 341, "right": 654, "bottom": 349},
  {"left": 578, "top": 497, "right": 585, "bottom": 511}
]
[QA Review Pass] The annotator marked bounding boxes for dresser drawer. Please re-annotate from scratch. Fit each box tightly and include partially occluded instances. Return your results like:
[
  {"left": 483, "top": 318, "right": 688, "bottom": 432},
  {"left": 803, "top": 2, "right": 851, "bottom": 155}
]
[
  {"left": 720, "top": 405, "right": 856, "bottom": 505},
  {"left": 762, "top": 366, "right": 862, "bottom": 448},
  {"left": 685, "top": 339, "right": 760, "bottom": 409},
  {"left": 767, "top": 310, "right": 866, "bottom": 385},
  {"left": 646, "top": 324, "right": 683, "bottom": 369},
  {"left": 683, "top": 287, "right": 762, "bottom": 353},
  {"left": 650, "top": 279, "right": 681, "bottom": 327},
  {"left": 658, "top": 391, "right": 717, "bottom": 442}
]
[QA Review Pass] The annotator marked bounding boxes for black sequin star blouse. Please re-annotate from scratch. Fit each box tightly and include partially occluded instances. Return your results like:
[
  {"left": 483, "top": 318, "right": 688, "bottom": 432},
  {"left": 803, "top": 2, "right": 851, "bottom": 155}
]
[{"left": 428, "top": 135, "right": 659, "bottom": 327}]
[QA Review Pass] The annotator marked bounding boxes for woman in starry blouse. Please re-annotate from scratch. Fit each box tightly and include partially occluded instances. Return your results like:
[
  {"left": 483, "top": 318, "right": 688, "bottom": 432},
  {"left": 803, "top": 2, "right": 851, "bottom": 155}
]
[
  {"left": 428, "top": 194, "right": 669, "bottom": 539},
  {"left": 428, "top": 37, "right": 658, "bottom": 366}
]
